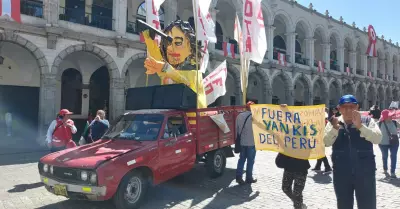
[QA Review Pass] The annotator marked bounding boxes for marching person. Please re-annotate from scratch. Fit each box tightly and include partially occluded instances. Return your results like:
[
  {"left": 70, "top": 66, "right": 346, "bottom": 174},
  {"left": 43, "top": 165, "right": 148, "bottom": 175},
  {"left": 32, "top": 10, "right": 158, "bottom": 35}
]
[
  {"left": 324, "top": 95, "right": 382, "bottom": 209},
  {"left": 235, "top": 101, "right": 257, "bottom": 184},
  {"left": 276, "top": 104, "right": 309, "bottom": 209},
  {"left": 377, "top": 109, "right": 399, "bottom": 178},
  {"left": 46, "top": 109, "right": 77, "bottom": 152}
]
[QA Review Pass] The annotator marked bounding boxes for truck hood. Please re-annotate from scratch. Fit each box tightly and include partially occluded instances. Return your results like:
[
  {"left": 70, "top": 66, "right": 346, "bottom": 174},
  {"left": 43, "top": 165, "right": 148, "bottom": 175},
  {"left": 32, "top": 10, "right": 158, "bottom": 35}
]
[{"left": 41, "top": 140, "right": 143, "bottom": 169}]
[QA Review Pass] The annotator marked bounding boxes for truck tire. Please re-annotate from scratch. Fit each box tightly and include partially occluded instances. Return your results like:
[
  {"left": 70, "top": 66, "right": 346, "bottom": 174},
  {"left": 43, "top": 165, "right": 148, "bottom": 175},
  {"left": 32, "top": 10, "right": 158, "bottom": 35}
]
[
  {"left": 113, "top": 170, "right": 149, "bottom": 209},
  {"left": 206, "top": 149, "right": 226, "bottom": 178}
]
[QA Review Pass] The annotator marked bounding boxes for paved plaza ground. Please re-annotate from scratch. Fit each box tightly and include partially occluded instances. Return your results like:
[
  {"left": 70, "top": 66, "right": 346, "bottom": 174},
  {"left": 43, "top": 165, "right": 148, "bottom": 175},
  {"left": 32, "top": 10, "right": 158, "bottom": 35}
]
[{"left": 0, "top": 146, "right": 399, "bottom": 209}]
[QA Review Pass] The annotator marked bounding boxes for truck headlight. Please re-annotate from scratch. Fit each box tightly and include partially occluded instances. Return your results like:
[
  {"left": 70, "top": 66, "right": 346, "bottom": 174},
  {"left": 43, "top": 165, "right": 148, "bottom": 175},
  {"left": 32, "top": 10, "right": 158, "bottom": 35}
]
[
  {"left": 90, "top": 173, "right": 97, "bottom": 184},
  {"left": 50, "top": 166, "right": 54, "bottom": 174},
  {"left": 43, "top": 164, "right": 49, "bottom": 173},
  {"left": 81, "top": 171, "right": 88, "bottom": 181}
]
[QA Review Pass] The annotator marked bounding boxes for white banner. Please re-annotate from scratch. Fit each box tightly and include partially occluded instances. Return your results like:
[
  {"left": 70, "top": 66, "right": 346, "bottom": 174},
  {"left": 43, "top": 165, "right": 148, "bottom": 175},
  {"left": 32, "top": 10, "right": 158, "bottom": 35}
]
[
  {"left": 234, "top": 14, "right": 249, "bottom": 92},
  {"left": 242, "top": 0, "right": 267, "bottom": 64},
  {"left": 203, "top": 60, "right": 228, "bottom": 105},
  {"left": 146, "top": 0, "right": 165, "bottom": 43}
]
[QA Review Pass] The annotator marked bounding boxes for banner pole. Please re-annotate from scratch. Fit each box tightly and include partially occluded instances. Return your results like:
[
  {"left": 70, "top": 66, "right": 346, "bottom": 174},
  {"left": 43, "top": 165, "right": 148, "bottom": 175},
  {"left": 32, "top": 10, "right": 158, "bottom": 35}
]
[
  {"left": 242, "top": 59, "right": 248, "bottom": 105},
  {"left": 192, "top": 0, "right": 199, "bottom": 109}
]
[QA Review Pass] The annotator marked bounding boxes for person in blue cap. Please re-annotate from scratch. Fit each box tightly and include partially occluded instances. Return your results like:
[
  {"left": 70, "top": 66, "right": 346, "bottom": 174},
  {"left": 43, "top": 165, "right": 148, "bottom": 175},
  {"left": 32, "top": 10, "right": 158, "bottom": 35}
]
[{"left": 324, "top": 95, "right": 382, "bottom": 209}]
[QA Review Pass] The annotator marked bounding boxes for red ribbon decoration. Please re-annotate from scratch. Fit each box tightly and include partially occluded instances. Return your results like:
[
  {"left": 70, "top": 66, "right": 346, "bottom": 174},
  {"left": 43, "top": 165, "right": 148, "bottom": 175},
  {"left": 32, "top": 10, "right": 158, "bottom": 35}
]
[{"left": 366, "top": 25, "right": 377, "bottom": 57}]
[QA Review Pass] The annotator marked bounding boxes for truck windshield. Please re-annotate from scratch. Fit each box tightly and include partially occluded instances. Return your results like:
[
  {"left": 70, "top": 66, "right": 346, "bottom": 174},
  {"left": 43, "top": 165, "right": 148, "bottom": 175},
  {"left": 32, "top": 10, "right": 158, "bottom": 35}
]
[{"left": 103, "top": 114, "right": 164, "bottom": 141}]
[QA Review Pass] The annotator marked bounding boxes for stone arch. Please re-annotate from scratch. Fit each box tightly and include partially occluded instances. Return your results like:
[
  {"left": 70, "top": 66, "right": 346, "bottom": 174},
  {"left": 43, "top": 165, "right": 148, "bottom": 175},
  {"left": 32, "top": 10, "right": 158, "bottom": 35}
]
[
  {"left": 328, "top": 29, "right": 342, "bottom": 46},
  {"left": 313, "top": 25, "right": 329, "bottom": 43},
  {"left": 343, "top": 35, "right": 354, "bottom": 51},
  {"left": 271, "top": 71, "right": 292, "bottom": 104},
  {"left": 223, "top": 63, "right": 241, "bottom": 105},
  {"left": 51, "top": 44, "right": 119, "bottom": 79},
  {"left": 0, "top": 32, "right": 49, "bottom": 74},
  {"left": 328, "top": 78, "right": 342, "bottom": 106},
  {"left": 292, "top": 73, "right": 312, "bottom": 105},
  {"left": 294, "top": 17, "right": 312, "bottom": 38},
  {"left": 342, "top": 80, "right": 355, "bottom": 95},
  {"left": 248, "top": 67, "right": 271, "bottom": 103},
  {"left": 385, "top": 85, "right": 393, "bottom": 107},
  {"left": 261, "top": 2, "right": 274, "bottom": 25},
  {"left": 312, "top": 75, "right": 328, "bottom": 105},
  {"left": 122, "top": 52, "right": 147, "bottom": 78},
  {"left": 272, "top": 10, "right": 293, "bottom": 31}
]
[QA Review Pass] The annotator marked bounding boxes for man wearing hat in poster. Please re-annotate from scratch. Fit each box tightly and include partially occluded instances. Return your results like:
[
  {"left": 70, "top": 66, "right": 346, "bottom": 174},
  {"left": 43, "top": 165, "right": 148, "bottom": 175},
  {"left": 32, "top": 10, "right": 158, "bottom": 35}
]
[
  {"left": 45, "top": 109, "right": 77, "bottom": 153},
  {"left": 324, "top": 95, "right": 382, "bottom": 209}
]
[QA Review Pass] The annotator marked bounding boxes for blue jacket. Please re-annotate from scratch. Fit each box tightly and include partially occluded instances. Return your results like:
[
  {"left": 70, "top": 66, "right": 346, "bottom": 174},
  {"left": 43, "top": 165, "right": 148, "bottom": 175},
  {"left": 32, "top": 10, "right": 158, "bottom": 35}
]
[{"left": 89, "top": 119, "right": 110, "bottom": 141}]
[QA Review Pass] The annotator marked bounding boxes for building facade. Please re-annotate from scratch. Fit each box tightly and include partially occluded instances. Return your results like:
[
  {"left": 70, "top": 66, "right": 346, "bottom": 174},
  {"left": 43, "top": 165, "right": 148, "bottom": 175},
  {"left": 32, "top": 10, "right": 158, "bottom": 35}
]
[{"left": 0, "top": 0, "right": 399, "bottom": 143}]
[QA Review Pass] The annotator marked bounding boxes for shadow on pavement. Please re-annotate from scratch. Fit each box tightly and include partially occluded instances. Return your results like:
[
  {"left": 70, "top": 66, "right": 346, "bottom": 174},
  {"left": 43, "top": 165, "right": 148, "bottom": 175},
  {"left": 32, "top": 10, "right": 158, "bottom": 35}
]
[
  {"left": 378, "top": 176, "right": 400, "bottom": 187},
  {"left": 7, "top": 182, "right": 44, "bottom": 193},
  {"left": 308, "top": 172, "right": 333, "bottom": 184},
  {"left": 35, "top": 166, "right": 257, "bottom": 209}
]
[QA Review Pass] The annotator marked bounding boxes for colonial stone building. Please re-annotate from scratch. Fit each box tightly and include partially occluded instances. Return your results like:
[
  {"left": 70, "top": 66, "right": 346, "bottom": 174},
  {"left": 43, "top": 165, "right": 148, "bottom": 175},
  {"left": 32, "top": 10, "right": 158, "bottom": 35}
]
[{"left": 0, "top": 0, "right": 399, "bottom": 142}]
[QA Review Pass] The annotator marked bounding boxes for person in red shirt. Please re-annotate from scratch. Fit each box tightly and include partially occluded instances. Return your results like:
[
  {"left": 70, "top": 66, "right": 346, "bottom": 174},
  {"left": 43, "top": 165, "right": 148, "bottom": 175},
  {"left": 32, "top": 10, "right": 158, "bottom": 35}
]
[{"left": 46, "top": 109, "right": 77, "bottom": 152}]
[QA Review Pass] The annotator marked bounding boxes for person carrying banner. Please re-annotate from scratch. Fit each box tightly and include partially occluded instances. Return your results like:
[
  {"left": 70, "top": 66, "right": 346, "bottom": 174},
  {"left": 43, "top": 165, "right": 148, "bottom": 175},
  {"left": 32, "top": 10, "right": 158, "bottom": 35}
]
[
  {"left": 235, "top": 101, "right": 257, "bottom": 184},
  {"left": 324, "top": 95, "right": 382, "bottom": 209},
  {"left": 46, "top": 109, "right": 77, "bottom": 152}
]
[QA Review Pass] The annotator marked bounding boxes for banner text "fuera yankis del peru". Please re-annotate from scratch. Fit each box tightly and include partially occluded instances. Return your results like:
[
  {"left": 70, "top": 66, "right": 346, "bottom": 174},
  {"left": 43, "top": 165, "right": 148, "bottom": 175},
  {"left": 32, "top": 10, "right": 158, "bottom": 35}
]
[{"left": 250, "top": 104, "right": 326, "bottom": 160}]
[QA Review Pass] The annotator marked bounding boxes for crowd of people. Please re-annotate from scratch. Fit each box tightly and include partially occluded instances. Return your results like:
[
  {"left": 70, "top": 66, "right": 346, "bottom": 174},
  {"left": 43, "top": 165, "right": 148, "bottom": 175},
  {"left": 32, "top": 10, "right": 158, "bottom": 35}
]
[
  {"left": 234, "top": 95, "right": 399, "bottom": 209},
  {"left": 45, "top": 109, "right": 110, "bottom": 152}
]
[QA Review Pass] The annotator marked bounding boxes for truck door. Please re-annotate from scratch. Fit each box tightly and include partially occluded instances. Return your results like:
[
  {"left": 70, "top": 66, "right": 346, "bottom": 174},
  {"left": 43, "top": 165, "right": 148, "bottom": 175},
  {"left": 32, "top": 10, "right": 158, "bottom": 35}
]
[{"left": 158, "top": 113, "right": 195, "bottom": 179}]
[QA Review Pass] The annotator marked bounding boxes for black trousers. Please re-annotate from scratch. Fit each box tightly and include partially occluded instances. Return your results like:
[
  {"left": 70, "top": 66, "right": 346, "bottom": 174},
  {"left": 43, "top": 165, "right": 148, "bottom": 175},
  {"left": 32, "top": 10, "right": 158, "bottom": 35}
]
[
  {"left": 314, "top": 156, "right": 331, "bottom": 169},
  {"left": 282, "top": 170, "right": 307, "bottom": 209}
]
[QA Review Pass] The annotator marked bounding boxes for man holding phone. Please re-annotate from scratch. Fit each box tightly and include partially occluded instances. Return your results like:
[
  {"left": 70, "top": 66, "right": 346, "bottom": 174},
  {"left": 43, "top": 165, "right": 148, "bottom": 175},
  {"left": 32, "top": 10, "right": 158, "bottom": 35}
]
[
  {"left": 324, "top": 95, "right": 382, "bottom": 209},
  {"left": 46, "top": 109, "right": 77, "bottom": 152}
]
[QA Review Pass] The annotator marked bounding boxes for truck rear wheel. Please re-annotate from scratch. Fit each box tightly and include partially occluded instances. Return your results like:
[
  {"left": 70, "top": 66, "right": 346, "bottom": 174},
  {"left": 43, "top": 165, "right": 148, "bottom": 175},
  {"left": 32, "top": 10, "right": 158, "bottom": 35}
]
[
  {"left": 206, "top": 149, "right": 226, "bottom": 178},
  {"left": 113, "top": 170, "right": 149, "bottom": 209}
]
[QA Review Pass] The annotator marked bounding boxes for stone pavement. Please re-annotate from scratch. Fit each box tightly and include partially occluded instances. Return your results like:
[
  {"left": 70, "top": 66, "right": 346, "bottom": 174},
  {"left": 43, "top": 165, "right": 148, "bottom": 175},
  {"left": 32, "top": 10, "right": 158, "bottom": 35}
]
[{"left": 0, "top": 146, "right": 399, "bottom": 209}]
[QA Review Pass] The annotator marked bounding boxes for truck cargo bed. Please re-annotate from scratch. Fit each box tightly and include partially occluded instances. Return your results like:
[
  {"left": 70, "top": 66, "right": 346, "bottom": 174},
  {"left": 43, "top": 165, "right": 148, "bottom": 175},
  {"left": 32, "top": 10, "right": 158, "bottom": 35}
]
[{"left": 186, "top": 106, "right": 245, "bottom": 155}]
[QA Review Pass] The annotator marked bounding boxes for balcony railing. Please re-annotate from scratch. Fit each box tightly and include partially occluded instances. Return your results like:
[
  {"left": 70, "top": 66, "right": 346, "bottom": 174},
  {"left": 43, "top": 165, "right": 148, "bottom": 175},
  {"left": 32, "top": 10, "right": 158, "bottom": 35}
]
[
  {"left": 394, "top": 76, "right": 398, "bottom": 81},
  {"left": 330, "top": 59, "right": 339, "bottom": 71},
  {"left": 59, "top": 7, "right": 114, "bottom": 31},
  {"left": 377, "top": 73, "right": 383, "bottom": 79},
  {"left": 21, "top": 0, "right": 43, "bottom": 18},
  {"left": 356, "top": 69, "right": 363, "bottom": 75},
  {"left": 273, "top": 48, "right": 287, "bottom": 60}
]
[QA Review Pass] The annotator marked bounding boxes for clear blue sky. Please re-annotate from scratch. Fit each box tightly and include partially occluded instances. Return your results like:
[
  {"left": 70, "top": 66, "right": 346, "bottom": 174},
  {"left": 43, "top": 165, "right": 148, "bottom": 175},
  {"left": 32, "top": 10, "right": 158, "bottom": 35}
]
[{"left": 298, "top": 1, "right": 398, "bottom": 43}]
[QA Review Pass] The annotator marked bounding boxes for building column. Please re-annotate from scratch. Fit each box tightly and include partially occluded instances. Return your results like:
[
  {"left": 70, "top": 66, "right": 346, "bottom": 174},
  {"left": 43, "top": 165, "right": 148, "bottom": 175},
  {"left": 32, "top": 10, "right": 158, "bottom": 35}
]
[
  {"left": 396, "top": 60, "right": 400, "bottom": 81},
  {"left": 363, "top": 91, "right": 368, "bottom": 110},
  {"left": 164, "top": 0, "right": 178, "bottom": 26},
  {"left": 306, "top": 38, "right": 315, "bottom": 67},
  {"left": 372, "top": 57, "right": 378, "bottom": 78},
  {"left": 379, "top": 59, "right": 386, "bottom": 79},
  {"left": 361, "top": 55, "right": 368, "bottom": 76},
  {"left": 337, "top": 46, "right": 345, "bottom": 72},
  {"left": 349, "top": 51, "right": 357, "bottom": 73},
  {"left": 387, "top": 59, "right": 393, "bottom": 80},
  {"left": 322, "top": 43, "right": 331, "bottom": 71},
  {"left": 43, "top": 0, "right": 59, "bottom": 26},
  {"left": 109, "top": 78, "right": 126, "bottom": 120},
  {"left": 38, "top": 73, "right": 57, "bottom": 145},
  {"left": 285, "top": 32, "right": 296, "bottom": 63},
  {"left": 266, "top": 25, "right": 275, "bottom": 61},
  {"left": 306, "top": 88, "right": 313, "bottom": 105},
  {"left": 324, "top": 90, "right": 329, "bottom": 107},
  {"left": 112, "top": 0, "right": 127, "bottom": 35}
]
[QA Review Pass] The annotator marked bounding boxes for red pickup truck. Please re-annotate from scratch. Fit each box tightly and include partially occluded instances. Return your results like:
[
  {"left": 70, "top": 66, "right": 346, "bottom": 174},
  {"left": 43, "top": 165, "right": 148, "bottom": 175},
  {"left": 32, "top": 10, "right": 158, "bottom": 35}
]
[{"left": 38, "top": 106, "right": 244, "bottom": 209}]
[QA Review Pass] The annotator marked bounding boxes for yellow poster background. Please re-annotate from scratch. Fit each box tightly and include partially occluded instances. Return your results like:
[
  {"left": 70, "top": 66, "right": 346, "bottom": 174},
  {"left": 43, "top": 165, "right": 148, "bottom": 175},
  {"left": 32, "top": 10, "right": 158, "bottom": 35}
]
[{"left": 250, "top": 104, "right": 326, "bottom": 160}]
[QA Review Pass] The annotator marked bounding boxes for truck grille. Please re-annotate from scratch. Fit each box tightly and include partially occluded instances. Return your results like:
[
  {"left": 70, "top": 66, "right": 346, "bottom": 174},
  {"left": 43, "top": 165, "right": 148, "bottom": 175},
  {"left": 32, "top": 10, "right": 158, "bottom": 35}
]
[{"left": 53, "top": 167, "right": 79, "bottom": 181}]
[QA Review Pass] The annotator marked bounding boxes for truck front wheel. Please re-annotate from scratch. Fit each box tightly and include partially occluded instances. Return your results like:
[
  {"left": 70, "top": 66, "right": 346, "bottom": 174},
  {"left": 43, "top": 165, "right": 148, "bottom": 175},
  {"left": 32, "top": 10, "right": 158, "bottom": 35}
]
[
  {"left": 206, "top": 149, "right": 226, "bottom": 178},
  {"left": 113, "top": 170, "right": 149, "bottom": 209}
]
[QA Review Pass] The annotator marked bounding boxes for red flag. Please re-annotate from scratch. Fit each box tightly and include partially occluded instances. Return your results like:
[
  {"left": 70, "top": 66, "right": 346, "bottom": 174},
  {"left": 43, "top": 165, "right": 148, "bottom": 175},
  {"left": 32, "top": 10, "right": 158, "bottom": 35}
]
[
  {"left": 318, "top": 61, "right": 325, "bottom": 72},
  {"left": 0, "top": 0, "right": 21, "bottom": 23},
  {"left": 278, "top": 53, "right": 287, "bottom": 66},
  {"left": 346, "top": 67, "right": 350, "bottom": 75},
  {"left": 222, "top": 42, "right": 235, "bottom": 59}
]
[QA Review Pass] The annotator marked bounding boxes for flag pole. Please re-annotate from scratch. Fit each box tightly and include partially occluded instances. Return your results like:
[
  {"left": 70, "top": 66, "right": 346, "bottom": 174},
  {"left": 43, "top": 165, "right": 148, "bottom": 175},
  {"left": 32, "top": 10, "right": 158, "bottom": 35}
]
[
  {"left": 192, "top": 0, "right": 199, "bottom": 109},
  {"left": 242, "top": 59, "right": 248, "bottom": 105}
]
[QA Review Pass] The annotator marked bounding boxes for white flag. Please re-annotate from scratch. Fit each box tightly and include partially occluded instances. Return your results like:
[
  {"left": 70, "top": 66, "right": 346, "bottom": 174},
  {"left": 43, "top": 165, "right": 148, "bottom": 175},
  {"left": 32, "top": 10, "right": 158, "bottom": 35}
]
[
  {"left": 242, "top": 0, "right": 267, "bottom": 64},
  {"left": 234, "top": 14, "right": 250, "bottom": 92},
  {"left": 195, "top": 0, "right": 217, "bottom": 43},
  {"left": 146, "top": 0, "right": 165, "bottom": 43},
  {"left": 203, "top": 61, "right": 228, "bottom": 105}
]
